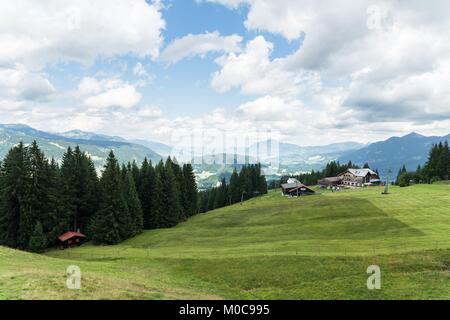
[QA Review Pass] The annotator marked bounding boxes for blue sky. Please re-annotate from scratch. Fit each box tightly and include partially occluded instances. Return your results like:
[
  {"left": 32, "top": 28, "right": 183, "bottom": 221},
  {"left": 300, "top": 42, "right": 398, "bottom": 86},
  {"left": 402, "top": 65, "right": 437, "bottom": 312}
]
[
  {"left": 43, "top": 0, "right": 302, "bottom": 118},
  {"left": 1, "top": 0, "right": 450, "bottom": 146}
]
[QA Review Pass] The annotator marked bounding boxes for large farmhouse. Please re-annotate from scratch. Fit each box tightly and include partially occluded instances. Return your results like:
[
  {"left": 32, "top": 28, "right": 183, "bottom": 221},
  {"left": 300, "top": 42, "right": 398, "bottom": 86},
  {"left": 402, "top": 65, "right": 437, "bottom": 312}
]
[
  {"left": 318, "top": 169, "right": 380, "bottom": 188},
  {"left": 339, "top": 168, "right": 379, "bottom": 187}
]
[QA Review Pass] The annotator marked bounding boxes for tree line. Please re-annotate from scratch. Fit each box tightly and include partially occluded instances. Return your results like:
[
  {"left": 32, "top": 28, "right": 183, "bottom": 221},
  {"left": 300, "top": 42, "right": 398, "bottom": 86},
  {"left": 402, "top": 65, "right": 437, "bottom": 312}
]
[
  {"left": 269, "top": 161, "right": 378, "bottom": 188},
  {"left": 0, "top": 141, "right": 198, "bottom": 252},
  {"left": 198, "top": 164, "right": 268, "bottom": 213},
  {"left": 396, "top": 141, "right": 450, "bottom": 187}
]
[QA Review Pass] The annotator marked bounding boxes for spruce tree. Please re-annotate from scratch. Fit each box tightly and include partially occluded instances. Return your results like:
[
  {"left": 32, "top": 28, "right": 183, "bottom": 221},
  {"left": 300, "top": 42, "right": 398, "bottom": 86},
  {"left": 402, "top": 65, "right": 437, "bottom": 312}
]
[
  {"left": 229, "top": 169, "right": 241, "bottom": 204},
  {"left": 123, "top": 171, "right": 144, "bottom": 235},
  {"left": 131, "top": 160, "right": 140, "bottom": 190},
  {"left": 153, "top": 162, "right": 164, "bottom": 227},
  {"left": 138, "top": 158, "right": 160, "bottom": 229},
  {"left": 159, "top": 159, "right": 182, "bottom": 228},
  {"left": 28, "top": 221, "right": 47, "bottom": 253},
  {"left": 0, "top": 142, "right": 28, "bottom": 248},
  {"left": 41, "top": 158, "right": 66, "bottom": 244},
  {"left": 207, "top": 188, "right": 217, "bottom": 211},
  {"left": 214, "top": 178, "right": 227, "bottom": 209},
  {"left": 19, "top": 141, "right": 46, "bottom": 250},
  {"left": 182, "top": 163, "right": 198, "bottom": 217},
  {"left": 89, "top": 206, "right": 120, "bottom": 245},
  {"left": 60, "top": 146, "right": 77, "bottom": 230},
  {"left": 169, "top": 157, "right": 186, "bottom": 221},
  {"left": 90, "top": 151, "right": 130, "bottom": 244},
  {"left": 60, "top": 146, "right": 99, "bottom": 234}
]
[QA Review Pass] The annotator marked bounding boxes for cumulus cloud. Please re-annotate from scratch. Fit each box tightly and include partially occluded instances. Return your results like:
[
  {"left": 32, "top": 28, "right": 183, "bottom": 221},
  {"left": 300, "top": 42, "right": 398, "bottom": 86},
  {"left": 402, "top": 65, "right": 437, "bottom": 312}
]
[
  {"left": 136, "top": 105, "right": 162, "bottom": 118},
  {"left": 212, "top": 35, "right": 321, "bottom": 97},
  {"left": 0, "top": 0, "right": 166, "bottom": 68},
  {"left": 238, "top": 96, "right": 301, "bottom": 122},
  {"left": 160, "top": 31, "right": 242, "bottom": 64},
  {"left": 208, "top": 0, "right": 450, "bottom": 130},
  {"left": 77, "top": 77, "right": 142, "bottom": 109},
  {"left": 0, "top": 64, "right": 55, "bottom": 105}
]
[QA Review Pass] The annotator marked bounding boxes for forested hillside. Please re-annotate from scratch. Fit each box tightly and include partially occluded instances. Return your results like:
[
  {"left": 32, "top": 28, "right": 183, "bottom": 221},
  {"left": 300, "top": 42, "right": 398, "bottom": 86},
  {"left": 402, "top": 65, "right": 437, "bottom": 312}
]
[{"left": 0, "top": 141, "right": 198, "bottom": 251}]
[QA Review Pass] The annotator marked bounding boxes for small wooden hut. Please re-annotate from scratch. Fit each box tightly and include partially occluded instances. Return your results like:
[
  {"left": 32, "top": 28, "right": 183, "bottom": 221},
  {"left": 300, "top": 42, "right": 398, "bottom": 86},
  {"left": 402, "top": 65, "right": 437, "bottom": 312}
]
[{"left": 58, "top": 231, "right": 87, "bottom": 249}]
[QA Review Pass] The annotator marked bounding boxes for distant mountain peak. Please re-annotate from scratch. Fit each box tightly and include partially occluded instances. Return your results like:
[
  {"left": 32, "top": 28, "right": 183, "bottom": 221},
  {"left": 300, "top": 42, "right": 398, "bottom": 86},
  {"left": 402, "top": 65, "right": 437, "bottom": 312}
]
[{"left": 403, "top": 132, "right": 424, "bottom": 138}]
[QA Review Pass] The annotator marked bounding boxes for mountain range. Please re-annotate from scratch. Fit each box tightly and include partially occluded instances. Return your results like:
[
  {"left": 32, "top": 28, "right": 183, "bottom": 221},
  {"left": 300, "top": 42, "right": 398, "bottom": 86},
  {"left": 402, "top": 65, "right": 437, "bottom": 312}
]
[
  {"left": 0, "top": 124, "right": 163, "bottom": 172},
  {"left": 339, "top": 132, "right": 450, "bottom": 176},
  {"left": 0, "top": 124, "right": 449, "bottom": 185}
]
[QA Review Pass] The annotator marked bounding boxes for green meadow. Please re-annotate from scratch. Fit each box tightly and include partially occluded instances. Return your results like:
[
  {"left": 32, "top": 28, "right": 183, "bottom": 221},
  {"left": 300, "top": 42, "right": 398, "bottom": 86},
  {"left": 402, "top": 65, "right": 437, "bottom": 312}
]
[{"left": 1, "top": 184, "right": 450, "bottom": 300}]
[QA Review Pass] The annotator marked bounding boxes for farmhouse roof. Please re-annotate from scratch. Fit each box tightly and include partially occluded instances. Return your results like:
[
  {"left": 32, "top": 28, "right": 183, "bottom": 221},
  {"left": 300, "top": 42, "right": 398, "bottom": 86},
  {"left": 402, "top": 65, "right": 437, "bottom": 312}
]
[
  {"left": 346, "top": 168, "right": 377, "bottom": 177},
  {"left": 58, "top": 231, "right": 86, "bottom": 242},
  {"left": 282, "top": 181, "right": 315, "bottom": 193},
  {"left": 281, "top": 182, "right": 302, "bottom": 189}
]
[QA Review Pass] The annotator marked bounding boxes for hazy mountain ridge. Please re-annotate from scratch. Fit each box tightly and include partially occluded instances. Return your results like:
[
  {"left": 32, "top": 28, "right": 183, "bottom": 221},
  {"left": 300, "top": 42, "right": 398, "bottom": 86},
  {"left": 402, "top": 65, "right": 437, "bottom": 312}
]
[
  {"left": 0, "top": 125, "right": 162, "bottom": 170},
  {"left": 2, "top": 124, "right": 449, "bottom": 185},
  {"left": 339, "top": 132, "right": 450, "bottom": 175}
]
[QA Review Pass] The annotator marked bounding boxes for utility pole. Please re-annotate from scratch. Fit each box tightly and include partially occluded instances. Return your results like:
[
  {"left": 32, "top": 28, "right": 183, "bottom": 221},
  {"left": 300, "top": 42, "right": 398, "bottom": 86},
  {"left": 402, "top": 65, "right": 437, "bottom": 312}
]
[{"left": 383, "top": 169, "right": 392, "bottom": 194}]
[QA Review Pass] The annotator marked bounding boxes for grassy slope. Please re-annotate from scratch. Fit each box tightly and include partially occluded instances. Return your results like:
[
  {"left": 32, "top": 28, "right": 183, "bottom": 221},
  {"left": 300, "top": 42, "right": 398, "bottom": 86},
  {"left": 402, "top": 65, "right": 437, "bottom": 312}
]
[{"left": 1, "top": 184, "right": 450, "bottom": 299}]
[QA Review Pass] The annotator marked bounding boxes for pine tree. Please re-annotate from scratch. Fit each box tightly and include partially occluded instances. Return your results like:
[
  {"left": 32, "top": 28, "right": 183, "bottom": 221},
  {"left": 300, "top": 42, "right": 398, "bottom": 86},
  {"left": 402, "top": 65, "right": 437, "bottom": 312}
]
[
  {"left": 123, "top": 171, "right": 144, "bottom": 235},
  {"left": 131, "top": 160, "right": 140, "bottom": 190},
  {"left": 41, "top": 158, "right": 66, "bottom": 244},
  {"left": 60, "top": 146, "right": 77, "bottom": 230},
  {"left": 153, "top": 163, "right": 164, "bottom": 227},
  {"left": 0, "top": 142, "right": 29, "bottom": 248},
  {"left": 207, "top": 188, "right": 217, "bottom": 211},
  {"left": 159, "top": 159, "right": 182, "bottom": 228},
  {"left": 396, "top": 165, "right": 407, "bottom": 185},
  {"left": 89, "top": 206, "right": 120, "bottom": 245},
  {"left": 198, "top": 190, "right": 210, "bottom": 213},
  {"left": 214, "top": 178, "right": 227, "bottom": 209},
  {"left": 182, "top": 163, "right": 198, "bottom": 217},
  {"left": 169, "top": 157, "right": 186, "bottom": 221},
  {"left": 138, "top": 159, "right": 161, "bottom": 229},
  {"left": 60, "top": 146, "right": 99, "bottom": 233},
  {"left": 28, "top": 221, "right": 47, "bottom": 253},
  {"left": 229, "top": 169, "right": 241, "bottom": 204},
  {"left": 89, "top": 151, "right": 130, "bottom": 244},
  {"left": 19, "top": 141, "right": 46, "bottom": 250}
]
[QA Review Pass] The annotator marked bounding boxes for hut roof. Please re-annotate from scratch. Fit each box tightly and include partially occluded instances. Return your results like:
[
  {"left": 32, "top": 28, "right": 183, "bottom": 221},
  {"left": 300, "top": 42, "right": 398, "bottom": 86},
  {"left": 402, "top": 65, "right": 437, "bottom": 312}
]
[
  {"left": 58, "top": 231, "right": 86, "bottom": 242},
  {"left": 344, "top": 168, "right": 377, "bottom": 177}
]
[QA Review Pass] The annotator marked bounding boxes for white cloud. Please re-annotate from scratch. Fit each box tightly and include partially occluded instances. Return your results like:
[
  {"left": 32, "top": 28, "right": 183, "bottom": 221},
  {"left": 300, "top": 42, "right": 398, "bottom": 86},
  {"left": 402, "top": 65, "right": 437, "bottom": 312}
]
[
  {"left": 160, "top": 31, "right": 242, "bottom": 64},
  {"left": 133, "top": 62, "right": 148, "bottom": 77},
  {"left": 3, "top": 0, "right": 450, "bottom": 148},
  {"left": 212, "top": 35, "right": 321, "bottom": 96},
  {"left": 209, "top": 0, "right": 450, "bottom": 128},
  {"left": 0, "top": 64, "right": 55, "bottom": 105},
  {"left": 238, "top": 96, "right": 302, "bottom": 122},
  {"left": 77, "top": 77, "right": 142, "bottom": 109},
  {"left": 0, "top": 0, "right": 165, "bottom": 68},
  {"left": 136, "top": 105, "right": 162, "bottom": 118}
]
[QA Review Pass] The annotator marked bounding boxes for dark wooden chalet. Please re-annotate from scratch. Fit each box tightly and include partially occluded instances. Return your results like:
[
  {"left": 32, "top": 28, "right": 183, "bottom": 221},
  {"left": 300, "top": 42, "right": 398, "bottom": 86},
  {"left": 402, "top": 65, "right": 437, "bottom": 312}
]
[{"left": 281, "top": 179, "right": 315, "bottom": 196}]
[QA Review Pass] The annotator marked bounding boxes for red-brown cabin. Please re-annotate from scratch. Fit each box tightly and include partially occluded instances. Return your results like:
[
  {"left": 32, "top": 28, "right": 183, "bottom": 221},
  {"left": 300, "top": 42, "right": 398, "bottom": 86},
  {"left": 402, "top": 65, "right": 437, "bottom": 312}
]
[{"left": 58, "top": 231, "right": 87, "bottom": 249}]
